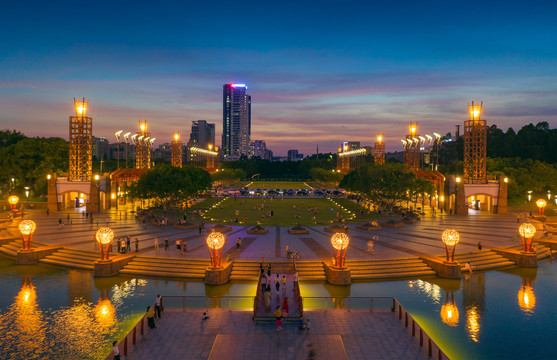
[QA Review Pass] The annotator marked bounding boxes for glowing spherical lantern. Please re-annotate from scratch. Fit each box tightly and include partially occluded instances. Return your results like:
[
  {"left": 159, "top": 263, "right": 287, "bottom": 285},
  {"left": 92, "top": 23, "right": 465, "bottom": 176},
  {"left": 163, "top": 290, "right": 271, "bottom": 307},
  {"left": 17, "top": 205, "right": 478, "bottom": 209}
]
[
  {"left": 206, "top": 232, "right": 226, "bottom": 268},
  {"left": 18, "top": 219, "right": 36, "bottom": 250},
  {"left": 442, "top": 229, "right": 460, "bottom": 262},
  {"left": 440, "top": 302, "right": 460, "bottom": 327},
  {"left": 331, "top": 233, "right": 350, "bottom": 268},
  {"left": 9, "top": 195, "right": 19, "bottom": 205},
  {"left": 95, "top": 227, "right": 114, "bottom": 261},
  {"left": 206, "top": 232, "right": 225, "bottom": 250},
  {"left": 518, "top": 223, "right": 536, "bottom": 253},
  {"left": 536, "top": 198, "right": 547, "bottom": 216},
  {"left": 331, "top": 233, "right": 350, "bottom": 250}
]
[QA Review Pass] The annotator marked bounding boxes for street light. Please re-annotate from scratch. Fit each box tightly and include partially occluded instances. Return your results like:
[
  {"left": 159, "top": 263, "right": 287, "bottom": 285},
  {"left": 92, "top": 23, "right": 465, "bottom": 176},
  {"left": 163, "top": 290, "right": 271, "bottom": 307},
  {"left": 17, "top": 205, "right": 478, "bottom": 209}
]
[
  {"left": 18, "top": 219, "right": 36, "bottom": 250},
  {"left": 95, "top": 227, "right": 114, "bottom": 261},
  {"left": 518, "top": 223, "right": 536, "bottom": 253},
  {"left": 527, "top": 190, "right": 532, "bottom": 202},
  {"left": 24, "top": 186, "right": 30, "bottom": 198},
  {"left": 115, "top": 130, "right": 123, "bottom": 169},
  {"left": 124, "top": 132, "right": 131, "bottom": 168},
  {"left": 331, "top": 233, "right": 350, "bottom": 268},
  {"left": 536, "top": 199, "right": 547, "bottom": 216},
  {"left": 442, "top": 229, "right": 460, "bottom": 262},
  {"left": 206, "top": 232, "right": 226, "bottom": 268}
]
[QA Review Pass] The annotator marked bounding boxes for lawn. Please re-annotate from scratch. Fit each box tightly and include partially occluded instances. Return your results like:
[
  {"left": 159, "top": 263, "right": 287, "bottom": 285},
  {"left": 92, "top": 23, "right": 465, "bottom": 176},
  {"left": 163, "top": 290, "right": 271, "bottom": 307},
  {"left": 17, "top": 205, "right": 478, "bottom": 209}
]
[
  {"left": 198, "top": 197, "right": 376, "bottom": 227},
  {"left": 245, "top": 181, "right": 312, "bottom": 190}
]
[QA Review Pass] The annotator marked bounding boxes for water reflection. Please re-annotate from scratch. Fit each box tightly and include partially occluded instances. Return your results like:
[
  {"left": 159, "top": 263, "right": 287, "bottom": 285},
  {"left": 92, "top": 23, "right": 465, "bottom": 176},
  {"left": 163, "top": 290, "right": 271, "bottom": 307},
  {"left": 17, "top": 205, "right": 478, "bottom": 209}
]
[
  {"left": 518, "top": 281, "right": 536, "bottom": 314},
  {"left": 462, "top": 273, "right": 485, "bottom": 342},
  {"left": 440, "top": 291, "right": 459, "bottom": 327}
]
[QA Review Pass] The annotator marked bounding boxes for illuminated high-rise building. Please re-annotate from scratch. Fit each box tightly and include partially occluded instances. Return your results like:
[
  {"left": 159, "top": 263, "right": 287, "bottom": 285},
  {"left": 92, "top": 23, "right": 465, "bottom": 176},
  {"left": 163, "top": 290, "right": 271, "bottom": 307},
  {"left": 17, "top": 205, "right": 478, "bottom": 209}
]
[{"left": 222, "top": 83, "right": 251, "bottom": 160}]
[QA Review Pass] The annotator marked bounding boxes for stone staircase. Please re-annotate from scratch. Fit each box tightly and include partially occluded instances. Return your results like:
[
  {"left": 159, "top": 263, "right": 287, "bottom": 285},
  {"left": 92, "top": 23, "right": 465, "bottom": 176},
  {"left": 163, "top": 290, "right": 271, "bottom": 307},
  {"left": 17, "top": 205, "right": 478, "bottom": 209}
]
[
  {"left": 452, "top": 250, "right": 516, "bottom": 272},
  {"left": 0, "top": 239, "right": 22, "bottom": 257},
  {"left": 508, "top": 243, "right": 552, "bottom": 260},
  {"left": 295, "top": 261, "right": 326, "bottom": 281},
  {"left": 346, "top": 258, "right": 436, "bottom": 280},
  {"left": 230, "top": 260, "right": 260, "bottom": 281},
  {"left": 119, "top": 256, "right": 210, "bottom": 279},
  {"left": 40, "top": 248, "right": 98, "bottom": 270}
]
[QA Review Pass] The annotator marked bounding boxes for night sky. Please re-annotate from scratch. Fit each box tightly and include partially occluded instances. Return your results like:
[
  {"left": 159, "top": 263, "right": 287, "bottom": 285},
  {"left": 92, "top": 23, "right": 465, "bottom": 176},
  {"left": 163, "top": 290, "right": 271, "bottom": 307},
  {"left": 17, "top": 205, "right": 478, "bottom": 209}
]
[{"left": 1, "top": 0, "right": 556, "bottom": 155}]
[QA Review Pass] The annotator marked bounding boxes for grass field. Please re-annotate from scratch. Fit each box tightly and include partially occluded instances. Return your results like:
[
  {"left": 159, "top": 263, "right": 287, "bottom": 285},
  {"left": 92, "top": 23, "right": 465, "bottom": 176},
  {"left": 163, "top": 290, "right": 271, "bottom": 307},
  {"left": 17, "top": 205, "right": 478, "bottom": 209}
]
[
  {"left": 198, "top": 197, "right": 376, "bottom": 227},
  {"left": 245, "top": 181, "right": 312, "bottom": 190}
]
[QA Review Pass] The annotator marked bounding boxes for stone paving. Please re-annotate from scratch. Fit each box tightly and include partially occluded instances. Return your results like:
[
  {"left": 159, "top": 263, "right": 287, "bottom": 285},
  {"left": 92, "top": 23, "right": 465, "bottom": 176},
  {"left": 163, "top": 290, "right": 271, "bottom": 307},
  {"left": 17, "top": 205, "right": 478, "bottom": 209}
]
[
  {"left": 120, "top": 308, "right": 429, "bottom": 360},
  {"left": 4, "top": 204, "right": 548, "bottom": 263}
]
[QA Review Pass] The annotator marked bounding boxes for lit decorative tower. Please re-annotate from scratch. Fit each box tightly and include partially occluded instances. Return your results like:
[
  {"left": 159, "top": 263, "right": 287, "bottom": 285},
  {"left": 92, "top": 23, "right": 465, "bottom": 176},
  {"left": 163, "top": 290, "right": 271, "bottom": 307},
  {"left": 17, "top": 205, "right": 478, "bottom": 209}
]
[
  {"left": 69, "top": 98, "right": 92, "bottom": 181},
  {"left": 464, "top": 101, "right": 487, "bottom": 184},
  {"left": 374, "top": 133, "right": 385, "bottom": 165},
  {"left": 405, "top": 122, "right": 420, "bottom": 170},
  {"left": 171, "top": 132, "right": 183, "bottom": 168},
  {"left": 135, "top": 120, "right": 152, "bottom": 169},
  {"left": 337, "top": 146, "right": 350, "bottom": 172}
]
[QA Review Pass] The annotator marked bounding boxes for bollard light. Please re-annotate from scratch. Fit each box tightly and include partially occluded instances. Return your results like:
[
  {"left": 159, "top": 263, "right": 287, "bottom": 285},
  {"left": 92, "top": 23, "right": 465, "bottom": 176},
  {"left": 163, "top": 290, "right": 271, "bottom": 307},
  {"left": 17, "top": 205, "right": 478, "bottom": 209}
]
[
  {"left": 206, "top": 232, "right": 226, "bottom": 268},
  {"left": 95, "top": 227, "right": 114, "bottom": 261},
  {"left": 442, "top": 229, "right": 460, "bottom": 262},
  {"left": 518, "top": 223, "right": 536, "bottom": 253},
  {"left": 18, "top": 219, "right": 37, "bottom": 250},
  {"left": 331, "top": 233, "right": 350, "bottom": 268}
]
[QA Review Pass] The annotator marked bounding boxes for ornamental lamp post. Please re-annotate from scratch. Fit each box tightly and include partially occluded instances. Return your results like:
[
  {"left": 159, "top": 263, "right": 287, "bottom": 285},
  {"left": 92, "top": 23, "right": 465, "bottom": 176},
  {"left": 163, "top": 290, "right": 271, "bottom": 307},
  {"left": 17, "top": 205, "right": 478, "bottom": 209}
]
[
  {"left": 518, "top": 223, "right": 536, "bottom": 253},
  {"left": 115, "top": 130, "right": 123, "bottom": 169},
  {"left": 441, "top": 229, "right": 460, "bottom": 262},
  {"left": 536, "top": 199, "right": 547, "bottom": 216},
  {"left": 331, "top": 232, "right": 350, "bottom": 268},
  {"left": 123, "top": 132, "right": 131, "bottom": 168},
  {"left": 95, "top": 227, "right": 114, "bottom": 261},
  {"left": 527, "top": 190, "right": 532, "bottom": 202},
  {"left": 18, "top": 219, "right": 36, "bottom": 250},
  {"left": 206, "top": 232, "right": 226, "bottom": 268},
  {"left": 8, "top": 195, "right": 19, "bottom": 212}
]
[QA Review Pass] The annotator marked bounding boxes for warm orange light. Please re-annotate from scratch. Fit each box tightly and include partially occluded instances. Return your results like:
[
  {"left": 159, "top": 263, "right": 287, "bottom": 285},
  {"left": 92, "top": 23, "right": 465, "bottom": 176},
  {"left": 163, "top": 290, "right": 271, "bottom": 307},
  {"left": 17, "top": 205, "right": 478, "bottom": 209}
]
[
  {"left": 518, "top": 284, "right": 536, "bottom": 313},
  {"left": 206, "top": 232, "right": 225, "bottom": 250},
  {"left": 442, "top": 229, "right": 460, "bottom": 246},
  {"left": 47, "top": 174, "right": 51, "bottom": 180},
  {"left": 468, "top": 101, "right": 482, "bottom": 121},
  {"left": 536, "top": 199, "right": 546, "bottom": 209},
  {"left": 208, "top": 144, "right": 213, "bottom": 150},
  {"left": 174, "top": 132, "right": 180, "bottom": 141},
  {"left": 456, "top": 177, "right": 461, "bottom": 183},
  {"left": 466, "top": 306, "right": 480, "bottom": 342},
  {"left": 74, "top": 98, "right": 88, "bottom": 117},
  {"left": 140, "top": 124, "right": 145, "bottom": 131},
  {"left": 344, "top": 145, "right": 348, "bottom": 151},
  {"left": 518, "top": 223, "right": 536, "bottom": 239},
  {"left": 331, "top": 233, "right": 350, "bottom": 250},
  {"left": 504, "top": 177, "right": 508, "bottom": 183},
  {"left": 94, "top": 298, "right": 116, "bottom": 327},
  {"left": 441, "top": 302, "right": 459, "bottom": 326},
  {"left": 377, "top": 133, "right": 383, "bottom": 143},
  {"left": 19, "top": 220, "right": 37, "bottom": 236},
  {"left": 440, "top": 196, "right": 444, "bottom": 201},
  {"left": 95, "top": 227, "right": 114, "bottom": 245},
  {"left": 8, "top": 195, "right": 19, "bottom": 205}
]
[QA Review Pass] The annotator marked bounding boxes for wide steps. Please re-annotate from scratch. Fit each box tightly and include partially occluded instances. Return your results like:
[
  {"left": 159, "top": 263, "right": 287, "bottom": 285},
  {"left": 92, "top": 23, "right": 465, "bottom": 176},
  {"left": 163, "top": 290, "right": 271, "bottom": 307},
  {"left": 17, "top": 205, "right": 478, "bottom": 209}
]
[
  {"left": 119, "top": 268, "right": 205, "bottom": 279},
  {"left": 41, "top": 254, "right": 96, "bottom": 266},
  {"left": 253, "top": 314, "right": 301, "bottom": 323},
  {"left": 352, "top": 270, "right": 436, "bottom": 280},
  {"left": 40, "top": 258, "right": 94, "bottom": 270},
  {"left": 123, "top": 264, "right": 206, "bottom": 273},
  {"left": 351, "top": 265, "right": 432, "bottom": 275},
  {"left": 345, "top": 258, "right": 426, "bottom": 266},
  {"left": 229, "top": 275, "right": 260, "bottom": 281},
  {"left": 298, "top": 275, "right": 326, "bottom": 281},
  {"left": 136, "top": 256, "right": 210, "bottom": 265}
]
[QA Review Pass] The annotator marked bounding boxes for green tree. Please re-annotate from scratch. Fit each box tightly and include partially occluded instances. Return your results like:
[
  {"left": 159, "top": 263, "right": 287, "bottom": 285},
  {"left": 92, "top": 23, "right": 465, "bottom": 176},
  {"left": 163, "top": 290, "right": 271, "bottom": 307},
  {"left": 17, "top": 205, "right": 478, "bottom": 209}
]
[
  {"left": 309, "top": 167, "right": 345, "bottom": 187},
  {"left": 340, "top": 163, "right": 427, "bottom": 209},
  {"left": 127, "top": 164, "right": 211, "bottom": 209},
  {"left": 211, "top": 168, "right": 247, "bottom": 186}
]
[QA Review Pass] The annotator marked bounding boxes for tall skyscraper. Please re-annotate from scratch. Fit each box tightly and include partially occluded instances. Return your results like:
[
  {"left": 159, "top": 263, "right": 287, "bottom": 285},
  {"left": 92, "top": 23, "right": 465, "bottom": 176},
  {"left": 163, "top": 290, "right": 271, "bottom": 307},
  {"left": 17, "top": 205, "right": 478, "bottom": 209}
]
[
  {"left": 222, "top": 83, "right": 251, "bottom": 160},
  {"left": 188, "top": 120, "right": 215, "bottom": 148}
]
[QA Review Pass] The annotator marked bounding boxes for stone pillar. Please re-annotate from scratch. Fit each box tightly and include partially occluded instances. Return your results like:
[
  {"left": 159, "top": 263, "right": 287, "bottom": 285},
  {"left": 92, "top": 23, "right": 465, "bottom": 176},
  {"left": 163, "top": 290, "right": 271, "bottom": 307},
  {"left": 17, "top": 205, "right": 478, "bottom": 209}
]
[
  {"left": 492, "top": 248, "right": 538, "bottom": 268},
  {"left": 16, "top": 246, "right": 62, "bottom": 264},
  {"left": 47, "top": 173, "right": 59, "bottom": 212},
  {"left": 456, "top": 180, "right": 468, "bottom": 215},
  {"left": 323, "top": 262, "right": 351, "bottom": 285},
  {"left": 87, "top": 179, "right": 100, "bottom": 213},
  {"left": 93, "top": 254, "right": 135, "bottom": 277},
  {"left": 496, "top": 176, "right": 508, "bottom": 214},
  {"left": 420, "top": 256, "right": 461, "bottom": 279}
]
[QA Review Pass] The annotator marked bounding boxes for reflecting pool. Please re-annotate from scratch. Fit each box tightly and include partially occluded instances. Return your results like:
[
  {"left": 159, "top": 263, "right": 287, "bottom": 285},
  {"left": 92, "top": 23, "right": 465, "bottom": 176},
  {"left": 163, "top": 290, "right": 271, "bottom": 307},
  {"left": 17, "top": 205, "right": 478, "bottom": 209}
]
[{"left": 1, "top": 255, "right": 555, "bottom": 359}]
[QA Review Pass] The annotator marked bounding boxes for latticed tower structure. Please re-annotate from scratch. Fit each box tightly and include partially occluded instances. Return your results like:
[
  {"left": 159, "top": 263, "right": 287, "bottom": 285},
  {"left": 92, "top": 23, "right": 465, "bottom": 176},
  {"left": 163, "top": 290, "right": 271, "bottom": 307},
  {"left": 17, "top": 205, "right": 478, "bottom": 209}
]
[
  {"left": 135, "top": 120, "right": 152, "bottom": 169},
  {"left": 374, "top": 133, "right": 385, "bottom": 165},
  {"left": 69, "top": 98, "right": 92, "bottom": 181},
  {"left": 171, "top": 132, "right": 183, "bottom": 167},
  {"left": 337, "top": 146, "right": 350, "bottom": 172},
  {"left": 464, "top": 101, "right": 487, "bottom": 183},
  {"left": 405, "top": 122, "right": 420, "bottom": 170}
]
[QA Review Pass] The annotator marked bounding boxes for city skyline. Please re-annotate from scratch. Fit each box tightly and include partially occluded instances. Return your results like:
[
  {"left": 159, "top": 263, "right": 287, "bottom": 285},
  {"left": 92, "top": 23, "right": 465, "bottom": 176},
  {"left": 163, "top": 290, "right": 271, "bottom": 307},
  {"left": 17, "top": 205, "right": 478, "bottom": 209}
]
[{"left": 1, "top": 1, "right": 556, "bottom": 155}]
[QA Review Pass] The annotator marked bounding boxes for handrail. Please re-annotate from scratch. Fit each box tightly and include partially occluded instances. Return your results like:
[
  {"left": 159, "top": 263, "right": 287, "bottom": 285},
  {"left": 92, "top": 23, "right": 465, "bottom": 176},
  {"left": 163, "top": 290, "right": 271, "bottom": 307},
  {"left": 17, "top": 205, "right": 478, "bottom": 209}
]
[
  {"left": 161, "top": 295, "right": 257, "bottom": 312},
  {"left": 105, "top": 297, "right": 163, "bottom": 360},
  {"left": 393, "top": 298, "right": 450, "bottom": 360}
]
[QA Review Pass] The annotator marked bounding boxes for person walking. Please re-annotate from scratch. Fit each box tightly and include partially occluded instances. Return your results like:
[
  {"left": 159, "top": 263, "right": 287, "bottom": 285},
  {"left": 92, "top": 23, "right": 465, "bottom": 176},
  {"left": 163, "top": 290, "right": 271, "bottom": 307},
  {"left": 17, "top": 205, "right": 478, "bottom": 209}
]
[
  {"left": 275, "top": 306, "right": 282, "bottom": 331},
  {"left": 282, "top": 275, "right": 287, "bottom": 294},
  {"left": 176, "top": 239, "right": 181, "bottom": 253},
  {"left": 164, "top": 238, "right": 169, "bottom": 252},
  {"left": 267, "top": 263, "right": 272, "bottom": 277},
  {"left": 121, "top": 238, "right": 126, "bottom": 254},
  {"left": 264, "top": 285, "right": 271, "bottom": 311},
  {"left": 477, "top": 241, "right": 482, "bottom": 252},
  {"left": 154, "top": 237, "right": 159, "bottom": 253},
  {"left": 117, "top": 238, "right": 121, "bottom": 253},
  {"left": 135, "top": 238, "right": 139, "bottom": 252},
  {"left": 146, "top": 306, "right": 156, "bottom": 329},
  {"left": 306, "top": 318, "right": 311, "bottom": 332},
  {"left": 112, "top": 341, "right": 120, "bottom": 360},
  {"left": 181, "top": 240, "right": 187, "bottom": 255},
  {"left": 155, "top": 294, "right": 162, "bottom": 318},
  {"left": 126, "top": 236, "right": 131, "bottom": 251},
  {"left": 275, "top": 274, "right": 281, "bottom": 295},
  {"left": 236, "top": 237, "right": 241, "bottom": 250},
  {"left": 293, "top": 272, "right": 299, "bottom": 291},
  {"left": 282, "top": 296, "right": 290, "bottom": 318},
  {"left": 261, "top": 273, "right": 268, "bottom": 294}
]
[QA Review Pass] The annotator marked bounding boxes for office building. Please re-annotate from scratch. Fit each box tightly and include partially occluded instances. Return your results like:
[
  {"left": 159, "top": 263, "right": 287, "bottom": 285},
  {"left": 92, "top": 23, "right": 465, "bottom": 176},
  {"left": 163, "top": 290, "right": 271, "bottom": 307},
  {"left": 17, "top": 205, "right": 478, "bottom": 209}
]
[{"left": 222, "top": 83, "right": 251, "bottom": 160}]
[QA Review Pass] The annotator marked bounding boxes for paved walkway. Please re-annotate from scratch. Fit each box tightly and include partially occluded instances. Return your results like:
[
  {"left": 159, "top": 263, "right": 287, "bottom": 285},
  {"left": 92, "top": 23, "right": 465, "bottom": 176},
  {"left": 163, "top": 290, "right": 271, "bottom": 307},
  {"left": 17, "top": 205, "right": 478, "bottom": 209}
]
[
  {"left": 122, "top": 309, "right": 428, "bottom": 360},
  {"left": 3, "top": 206, "right": 552, "bottom": 262}
]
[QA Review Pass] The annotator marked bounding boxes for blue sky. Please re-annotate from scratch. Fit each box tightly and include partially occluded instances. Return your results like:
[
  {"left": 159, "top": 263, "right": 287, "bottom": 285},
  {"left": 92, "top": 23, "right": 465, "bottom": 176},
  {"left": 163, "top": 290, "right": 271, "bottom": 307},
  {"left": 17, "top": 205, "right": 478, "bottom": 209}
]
[{"left": 1, "top": 0, "right": 556, "bottom": 155}]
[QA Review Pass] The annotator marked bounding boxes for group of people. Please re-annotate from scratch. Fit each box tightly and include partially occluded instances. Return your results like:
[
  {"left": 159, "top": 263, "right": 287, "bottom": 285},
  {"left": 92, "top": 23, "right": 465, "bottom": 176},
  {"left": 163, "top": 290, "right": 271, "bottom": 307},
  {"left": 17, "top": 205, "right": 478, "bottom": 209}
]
[{"left": 152, "top": 237, "right": 188, "bottom": 255}]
